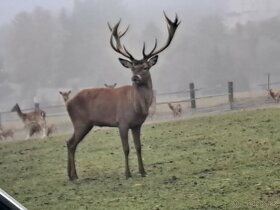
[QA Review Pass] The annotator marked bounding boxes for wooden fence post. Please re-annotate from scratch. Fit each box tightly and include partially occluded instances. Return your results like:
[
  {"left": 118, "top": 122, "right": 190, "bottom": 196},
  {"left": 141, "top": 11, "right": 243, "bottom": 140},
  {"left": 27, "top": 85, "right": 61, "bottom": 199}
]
[
  {"left": 189, "top": 82, "right": 196, "bottom": 109},
  {"left": 228, "top": 81, "right": 234, "bottom": 109}
]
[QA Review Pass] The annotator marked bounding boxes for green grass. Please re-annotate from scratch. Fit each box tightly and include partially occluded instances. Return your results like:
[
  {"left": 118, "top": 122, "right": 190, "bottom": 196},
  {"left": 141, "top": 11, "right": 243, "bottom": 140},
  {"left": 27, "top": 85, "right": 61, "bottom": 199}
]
[{"left": 1, "top": 108, "right": 280, "bottom": 210}]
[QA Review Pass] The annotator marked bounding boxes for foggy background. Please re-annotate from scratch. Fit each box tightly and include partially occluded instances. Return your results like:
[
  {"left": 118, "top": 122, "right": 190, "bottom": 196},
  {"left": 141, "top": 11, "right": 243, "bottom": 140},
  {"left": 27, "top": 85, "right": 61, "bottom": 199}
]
[{"left": 1, "top": 0, "right": 280, "bottom": 110}]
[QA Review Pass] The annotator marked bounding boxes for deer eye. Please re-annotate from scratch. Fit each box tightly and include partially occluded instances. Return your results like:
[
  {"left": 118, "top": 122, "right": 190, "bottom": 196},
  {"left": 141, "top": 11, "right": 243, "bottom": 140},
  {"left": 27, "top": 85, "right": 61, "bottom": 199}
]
[{"left": 143, "top": 67, "right": 149, "bottom": 71}]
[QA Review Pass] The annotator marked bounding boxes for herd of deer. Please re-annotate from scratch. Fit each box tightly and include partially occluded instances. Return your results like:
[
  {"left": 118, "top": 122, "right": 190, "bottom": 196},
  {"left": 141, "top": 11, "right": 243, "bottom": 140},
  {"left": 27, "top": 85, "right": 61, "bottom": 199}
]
[
  {"left": 3, "top": 12, "right": 280, "bottom": 181},
  {"left": 0, "top": 13, "right": 181, "bottom": 181}
]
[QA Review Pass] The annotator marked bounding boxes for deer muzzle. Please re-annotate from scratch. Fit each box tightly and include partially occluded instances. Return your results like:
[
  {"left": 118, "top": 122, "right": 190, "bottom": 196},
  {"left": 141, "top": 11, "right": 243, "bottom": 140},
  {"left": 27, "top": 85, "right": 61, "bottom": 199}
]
[{"left": 131, "top": 75, "right": 142, "bottom": 83}]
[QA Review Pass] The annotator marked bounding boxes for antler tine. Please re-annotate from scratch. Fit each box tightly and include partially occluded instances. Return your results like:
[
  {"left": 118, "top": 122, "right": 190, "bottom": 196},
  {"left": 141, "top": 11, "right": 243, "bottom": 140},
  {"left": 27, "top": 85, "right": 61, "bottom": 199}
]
[
  {"left": 119, "top": 25, "right": 129, "bottom": 38},
  {"left": 143, "top": 12, "right": 180, "bottom": 60},
  {"left": 109, "top": 20, "right": 134, "bottom": 60},
  {"left": 108, "top": 22, "right": 130, "bottom": 37},
  {"left": 143, "top": 39, "right": 158, "bottom": 58},
  {"left": 107, "top": 22, "right": 112, "bottom": 32}
]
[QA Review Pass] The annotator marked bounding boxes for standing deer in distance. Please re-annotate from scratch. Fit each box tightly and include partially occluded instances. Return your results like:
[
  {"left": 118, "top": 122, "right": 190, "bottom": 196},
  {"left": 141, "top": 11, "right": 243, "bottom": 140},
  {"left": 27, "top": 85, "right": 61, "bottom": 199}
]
[
  {"left": 267, "top": 89, "right": 280, "bottom": 103},
  {"left": 168, "top": 103, "right": 182, "bottom": 117},
  {"left": 11, "top": 103, "right": 47, "bottom": 139},
  {"left": 104, "top": 83, "right": 117, "bottom": 88},
  {"left": 59, "top": 90, "right": 72, "bottom": 103},
  {"left": 66, "top": 12, "right": 180, "bottom": 181}
]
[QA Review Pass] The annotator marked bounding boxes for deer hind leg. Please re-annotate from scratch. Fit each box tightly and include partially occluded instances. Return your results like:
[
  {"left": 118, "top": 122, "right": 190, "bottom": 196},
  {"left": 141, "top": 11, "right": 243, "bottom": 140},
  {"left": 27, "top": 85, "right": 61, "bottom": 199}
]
[
  {"left": 119, "top": 126, "right": 131, "bottom": 179},
  {"left": 25, "top": 127, "right": 34, "bottom": 140},
  {"left": 41, "top": 126, "right": 47, "bottom": 138},
  {"left": 131, "top": 126, "right": 146, "bottom": 177},
  {"left": 41, "top": 120, "right": 47, "bottom": 138},
  {"left": 67, "top": 124, "right": 93, "bottom": 181}
]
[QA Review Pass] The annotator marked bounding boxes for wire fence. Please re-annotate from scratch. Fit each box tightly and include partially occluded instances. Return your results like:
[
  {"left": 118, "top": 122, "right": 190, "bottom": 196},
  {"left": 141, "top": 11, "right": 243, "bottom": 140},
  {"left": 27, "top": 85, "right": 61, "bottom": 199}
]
[{"left": 0, "top": 81, "right": 279, "bottom": 140}]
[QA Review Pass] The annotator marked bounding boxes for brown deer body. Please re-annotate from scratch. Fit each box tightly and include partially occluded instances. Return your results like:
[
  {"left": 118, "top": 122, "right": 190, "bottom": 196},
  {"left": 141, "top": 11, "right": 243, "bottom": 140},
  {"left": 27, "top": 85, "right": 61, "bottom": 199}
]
[
  {"left": 11, "top": 103, "right": 47, "bottom": 139},
  {"left": 268, "top": 89, "right": 280, "bottom": 103},
  {"left": 168, "top": 103, "right": 182, "bottom": 117},
  {"left": 66, "top": 12, "right": 180, "bottom": 180}
]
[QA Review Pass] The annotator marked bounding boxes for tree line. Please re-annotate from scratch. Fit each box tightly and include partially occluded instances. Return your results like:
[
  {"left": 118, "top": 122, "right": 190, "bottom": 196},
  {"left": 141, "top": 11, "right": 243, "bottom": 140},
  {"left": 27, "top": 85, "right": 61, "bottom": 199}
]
[{"left": 0, "top": 0, "right": 280, "bottom": 105}]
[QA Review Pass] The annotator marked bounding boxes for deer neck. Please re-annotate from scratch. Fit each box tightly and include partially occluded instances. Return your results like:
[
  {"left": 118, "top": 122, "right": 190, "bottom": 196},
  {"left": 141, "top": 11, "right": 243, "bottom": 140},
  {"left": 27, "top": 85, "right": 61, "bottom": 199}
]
[
  {"left": 14, "top": 106, "right": 26, "bottom": 121},
  {"left": 132, "top": 77, "right": 153, "bottom": 115}
]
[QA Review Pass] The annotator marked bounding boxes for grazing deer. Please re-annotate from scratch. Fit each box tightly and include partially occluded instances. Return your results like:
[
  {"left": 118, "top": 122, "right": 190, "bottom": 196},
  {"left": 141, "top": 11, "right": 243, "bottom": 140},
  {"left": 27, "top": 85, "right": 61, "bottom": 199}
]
[
  {"left": 11, "top": 103, "right": 47, "bottom": 139},
  {"left": 104, "top": 83, "right": 117, "bottom": 88},
  {"left": 59, "top": 90, "right": 72, "bottom": 103},
  {"left": 66, "top": 12, "right": 180, "bottom": 180},
  {"left": 168, "top": 103, "right": 182, "bottom": 117},
  {"left": 0, "top": 128, "right": 14, "bottom": 140},
  {"left": 267, "top": 89, "right": 280, "bottom": 103}
]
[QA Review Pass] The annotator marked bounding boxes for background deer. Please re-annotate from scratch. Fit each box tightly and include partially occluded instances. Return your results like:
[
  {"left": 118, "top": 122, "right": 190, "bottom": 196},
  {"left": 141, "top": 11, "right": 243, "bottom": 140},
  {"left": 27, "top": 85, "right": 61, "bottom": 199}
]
[
  {"left": 66, "top": 12, "right": 180, "bottom": 181},
  {"left": 104, "top": 83, "right": 117, "bottom": 88},
  {"left": 267, "top": 89, "right": 280, "bottom": 103},
  {"left": 168, "top": 103, "right": 182, "bottom": 117},
  {"left": 11, "top": 103, "right": 47, "bottom": 139},
  {"left": 0, "top": 128, "right": 14, "bottom": 140},
  {"left": 59, "top": 90, "right": 72, "bottom": 103}
]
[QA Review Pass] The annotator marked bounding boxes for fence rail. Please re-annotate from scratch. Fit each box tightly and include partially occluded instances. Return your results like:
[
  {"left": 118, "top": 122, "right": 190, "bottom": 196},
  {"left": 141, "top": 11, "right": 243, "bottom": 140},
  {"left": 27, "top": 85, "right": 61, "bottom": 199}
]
[{"left": 0, "top": 81, "right": 278, "bottom": 140}]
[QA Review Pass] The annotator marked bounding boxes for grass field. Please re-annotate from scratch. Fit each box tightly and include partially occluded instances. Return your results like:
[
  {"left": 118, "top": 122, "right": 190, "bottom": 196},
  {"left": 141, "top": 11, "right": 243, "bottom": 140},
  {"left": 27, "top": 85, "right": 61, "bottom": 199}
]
[{"left": 1, "top": 108, "right": 280, "bottom": 210}]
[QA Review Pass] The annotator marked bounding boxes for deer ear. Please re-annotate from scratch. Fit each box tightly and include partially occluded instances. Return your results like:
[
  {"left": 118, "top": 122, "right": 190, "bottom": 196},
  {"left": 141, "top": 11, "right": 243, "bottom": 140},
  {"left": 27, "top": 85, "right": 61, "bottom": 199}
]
[
  {"left": 119, "top": 58, "right": 132, "bottom": 68},
  {"left": 148, "top": 55, "right": 158, "bottom": 67},
  {"left": 68, "top": 90, "right": 71, "bottom": 94}
]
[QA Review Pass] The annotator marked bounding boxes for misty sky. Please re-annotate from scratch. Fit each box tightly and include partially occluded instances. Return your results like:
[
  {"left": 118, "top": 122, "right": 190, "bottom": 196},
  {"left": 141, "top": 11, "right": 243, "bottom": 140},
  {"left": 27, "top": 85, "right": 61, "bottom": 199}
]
[
  {"left": 0, "top": 0, "right": 226, "bottom": 26},
  {"left": 1, "top": 0, "right": 280, "bottom": 109},
  {"left": 0, "top": 0, "right": 73, "bottom": 25}
]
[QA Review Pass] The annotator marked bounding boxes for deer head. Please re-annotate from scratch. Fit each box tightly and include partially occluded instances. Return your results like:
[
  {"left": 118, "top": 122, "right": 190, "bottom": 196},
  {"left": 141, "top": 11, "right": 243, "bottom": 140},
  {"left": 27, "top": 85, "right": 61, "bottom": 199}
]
[
  {"left": 108, "top": 12, "right": 180, "bottom": 86},
  {"left": 59, "top": 90, "right": 72, "bottom": 102}
]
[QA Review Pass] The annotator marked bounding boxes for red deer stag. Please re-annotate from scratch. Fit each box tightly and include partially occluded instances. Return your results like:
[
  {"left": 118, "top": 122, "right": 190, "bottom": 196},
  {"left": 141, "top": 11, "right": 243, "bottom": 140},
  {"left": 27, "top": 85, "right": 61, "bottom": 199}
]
[
  {"left": 267, "top": 89, "right": 280, "bottom": 103},
  {"left": 66, "top": 13, "right": 180, "bottom": 181},
  {"left": 104, "top": 83, "right": 117, "bottom": 88},
  {"left": 59, "top": 90, "right": 72, "bottom": 103},
  {"left": 11, "top": 103, "right": 47, "bottom": 139},
  {"left": 168, "top": 103, "right": 182, "bottom": 117}
]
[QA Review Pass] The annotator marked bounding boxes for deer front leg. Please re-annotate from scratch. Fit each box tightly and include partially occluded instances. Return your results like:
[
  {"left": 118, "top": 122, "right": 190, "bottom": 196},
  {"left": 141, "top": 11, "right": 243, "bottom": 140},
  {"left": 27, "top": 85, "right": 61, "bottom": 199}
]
[
  {"left": 119, "top": 126, "right": 131, "bottom": 179},
  {"left": 67, "top": 135, "right": 79, "bottom": 181},
  {"left": 131, "top": 126, "right": 146, "bottom": 177},
  {"left": 67, "top": 124, "right": 93, "bottom": 181}
]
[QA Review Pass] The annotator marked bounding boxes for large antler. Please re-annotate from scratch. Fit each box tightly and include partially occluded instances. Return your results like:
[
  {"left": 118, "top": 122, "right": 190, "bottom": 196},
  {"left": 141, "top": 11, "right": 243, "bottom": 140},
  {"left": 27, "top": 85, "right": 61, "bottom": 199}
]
[
  {"left": 108, "top": 20, "right": 134, "bottom": 60},
  {"left": 142, "top": 12, "right": 180, "bottom": 60}
]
